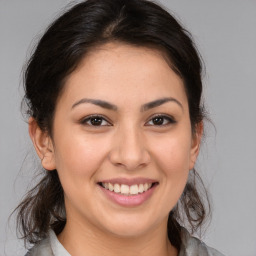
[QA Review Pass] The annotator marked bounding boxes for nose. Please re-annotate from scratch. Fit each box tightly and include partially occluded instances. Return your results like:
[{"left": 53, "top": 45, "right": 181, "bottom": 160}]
[{"left": 108, "top": 126, "right": 151, "bottom": 171}]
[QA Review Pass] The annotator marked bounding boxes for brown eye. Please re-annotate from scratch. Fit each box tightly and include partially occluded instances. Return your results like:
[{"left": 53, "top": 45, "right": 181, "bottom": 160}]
[
  {"left": 81, "top": 115, "right": 111, "bottom": 126},
  {"left": 152, "top": 116, "right": 164, "bottom": 125},
  {"left": 146, "top": 115, "right": 176, "bottom": 126},
  {"left": 90, "top": 117, "right": 103, "bottom": 126}
]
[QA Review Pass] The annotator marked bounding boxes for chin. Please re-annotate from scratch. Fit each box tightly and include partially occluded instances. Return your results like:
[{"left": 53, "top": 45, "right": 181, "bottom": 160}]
[{"left": 99, "top": 213, "right": 164, "bottom": 238}]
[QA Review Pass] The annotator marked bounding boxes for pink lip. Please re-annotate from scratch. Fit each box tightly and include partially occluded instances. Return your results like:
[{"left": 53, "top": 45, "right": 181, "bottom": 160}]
[{"left": 97, "top": 178, "right": 158, "bottom": 207}]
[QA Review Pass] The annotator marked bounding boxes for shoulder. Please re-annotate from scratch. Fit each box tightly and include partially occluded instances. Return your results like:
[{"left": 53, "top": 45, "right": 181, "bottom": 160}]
[
  {"left": 25, "top": 236, "right": 53, "bottom": 256},
  {"left": 25, "top": 230, "right": 70, "bottom": 256},
  {"left": 179, "top": 228, "right": 225, "bottom": 256}
]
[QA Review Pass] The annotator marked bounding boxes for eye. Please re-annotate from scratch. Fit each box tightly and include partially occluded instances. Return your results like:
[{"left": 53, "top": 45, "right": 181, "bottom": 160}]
[
  {"left": 146, "top": 115, "right": 176, "bottom": 126},
  {"left": 81, "top": 115, "right": 111, "bottom": 126}
]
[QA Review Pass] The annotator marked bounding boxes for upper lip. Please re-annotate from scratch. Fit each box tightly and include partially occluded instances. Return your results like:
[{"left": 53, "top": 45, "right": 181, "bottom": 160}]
[{"left": 98, "top": 177, "right": 158, "bottom": 186}]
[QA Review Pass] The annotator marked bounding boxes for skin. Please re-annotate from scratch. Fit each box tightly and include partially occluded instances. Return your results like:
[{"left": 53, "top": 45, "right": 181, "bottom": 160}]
[{"left": 29, "top": 42, "right": 202, "bottom": 256}]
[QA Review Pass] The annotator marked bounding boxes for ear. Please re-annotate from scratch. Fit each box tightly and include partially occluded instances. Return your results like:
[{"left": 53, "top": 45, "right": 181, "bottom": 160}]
[
  {"left": 28, "top": 117, "right": 56, "bottom": 171},
  {"left": 189, "top": 121, "right": 203, "bottom": 170}
]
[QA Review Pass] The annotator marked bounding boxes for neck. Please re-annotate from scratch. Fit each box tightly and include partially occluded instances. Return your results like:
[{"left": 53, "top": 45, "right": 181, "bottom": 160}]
[{"left": 58, "top": 217, "right": 178, "bottom": 256}]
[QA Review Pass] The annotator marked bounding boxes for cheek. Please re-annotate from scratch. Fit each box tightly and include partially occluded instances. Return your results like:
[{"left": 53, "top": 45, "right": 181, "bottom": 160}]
[
  {"left": 147, "top": 133, "right": 192, "bottom": 215},
  {"left": 151, "top": 133, "right": 192, "bottom": 174},
  {"left": 53, "top": 133, "right": 110, "bottom": 178},
  {"left": 52, "top": 134, "right": 111, "bottom": 211},
  {"left": 150, "top": 131, "right": 192, "bottom": 197}
]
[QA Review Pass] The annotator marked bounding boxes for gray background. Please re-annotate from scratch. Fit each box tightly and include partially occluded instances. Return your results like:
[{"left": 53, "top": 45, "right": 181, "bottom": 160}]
[{"left": 0, "top": 1, "right": 256, "bottom": 255}]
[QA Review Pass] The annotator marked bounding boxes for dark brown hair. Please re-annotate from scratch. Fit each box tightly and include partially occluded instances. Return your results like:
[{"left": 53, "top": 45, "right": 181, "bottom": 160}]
[{"left": 15, "top": 0, "right": 210, "bottom": 251}]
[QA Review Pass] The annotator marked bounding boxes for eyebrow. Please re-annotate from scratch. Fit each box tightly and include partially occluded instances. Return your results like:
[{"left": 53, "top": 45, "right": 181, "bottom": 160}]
[
  {"left": 71, "top": 97, "right": 183, "bottom": 111},
  {"left": 141, "top": 97, "right": 183, "bottom": 112},
  {"left": 71, "top": 98, "right": 118, "bottom": 111}
]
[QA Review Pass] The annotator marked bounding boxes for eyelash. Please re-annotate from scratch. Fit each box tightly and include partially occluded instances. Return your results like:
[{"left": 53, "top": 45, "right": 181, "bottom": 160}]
[
  {"left": 80, "top": 114, "right": 176, "bottom": 127},
  {"left": 145, "top": 114, "right": 176, "bottom": 126},
  {"left": 80, "top": 115, "right": 112, "bottom": 126}
]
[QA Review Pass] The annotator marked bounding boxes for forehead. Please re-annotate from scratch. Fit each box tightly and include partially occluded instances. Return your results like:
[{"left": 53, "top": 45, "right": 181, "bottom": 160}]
[{"left": 60, "top": 42, "right": 188, "bottom": 109}]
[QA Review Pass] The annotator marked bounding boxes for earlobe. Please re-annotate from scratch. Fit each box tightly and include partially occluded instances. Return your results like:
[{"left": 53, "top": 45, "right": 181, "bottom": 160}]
[
  {"left": 28, "top": 117, "right": 56, "bottom": 171},
  {"left": 189, "top": 121, "right": 203, "bottom": 170}
]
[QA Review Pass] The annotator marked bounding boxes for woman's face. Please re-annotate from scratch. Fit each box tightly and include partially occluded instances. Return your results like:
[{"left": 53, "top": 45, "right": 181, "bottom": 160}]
[{"left": 44, "top": 42, "right": 201, "bottom": 237}]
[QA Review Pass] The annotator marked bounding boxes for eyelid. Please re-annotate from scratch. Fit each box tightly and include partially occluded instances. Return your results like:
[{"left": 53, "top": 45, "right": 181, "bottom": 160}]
[
  {"left": 145, "top": 114, "right": 176, "bottom": 126},
  {"left": 79, "top": 113, "right": 176, "bottom": 127},
  {"left": 80, "top": 114, "right": 112, "bottom": 126}
]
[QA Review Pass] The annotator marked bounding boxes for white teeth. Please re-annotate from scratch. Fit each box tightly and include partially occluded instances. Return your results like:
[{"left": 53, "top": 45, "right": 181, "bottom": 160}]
[
  {"left": 108, "top": 183, "right": 114, "bottom": 191},
  {"left": 114, "top": 184, "right": 120, "bottom": 193},
  {"left": 101, "top": 182, "right": 153, "bottom": 195},
  {"left": 138, "top": 184, "right": 144, "bottom": 193},
  {"left": 130, "top": 184, "right": 138, "bottom": 195},
  {"left": 120, "top": 184, "right": 129, "bottom": 194},
  {"left": 144, "top": 183, "right": 149, "bottom": 191}
]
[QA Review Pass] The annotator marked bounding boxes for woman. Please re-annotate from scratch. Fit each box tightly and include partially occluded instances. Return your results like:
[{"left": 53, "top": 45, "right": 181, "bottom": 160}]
[{"left": 16, "top": 0, "right": 224, "bottom": 255}]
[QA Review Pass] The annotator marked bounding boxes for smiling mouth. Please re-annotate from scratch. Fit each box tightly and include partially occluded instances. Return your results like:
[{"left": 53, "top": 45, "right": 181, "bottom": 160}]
[{"left": 98, "top": 182, "right": 158, "bottom": 196}]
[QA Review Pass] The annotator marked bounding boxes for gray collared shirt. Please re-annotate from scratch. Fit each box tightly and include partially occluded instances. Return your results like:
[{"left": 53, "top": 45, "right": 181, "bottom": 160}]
[{"left": 25, "top": 229, "right": 224, "bottom": 256}]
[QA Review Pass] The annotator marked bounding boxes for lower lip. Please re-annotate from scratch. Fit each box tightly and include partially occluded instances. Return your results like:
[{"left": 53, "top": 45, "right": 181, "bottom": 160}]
[{"left": 98, "top": 184, "right": 157, "bottom": 207}]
